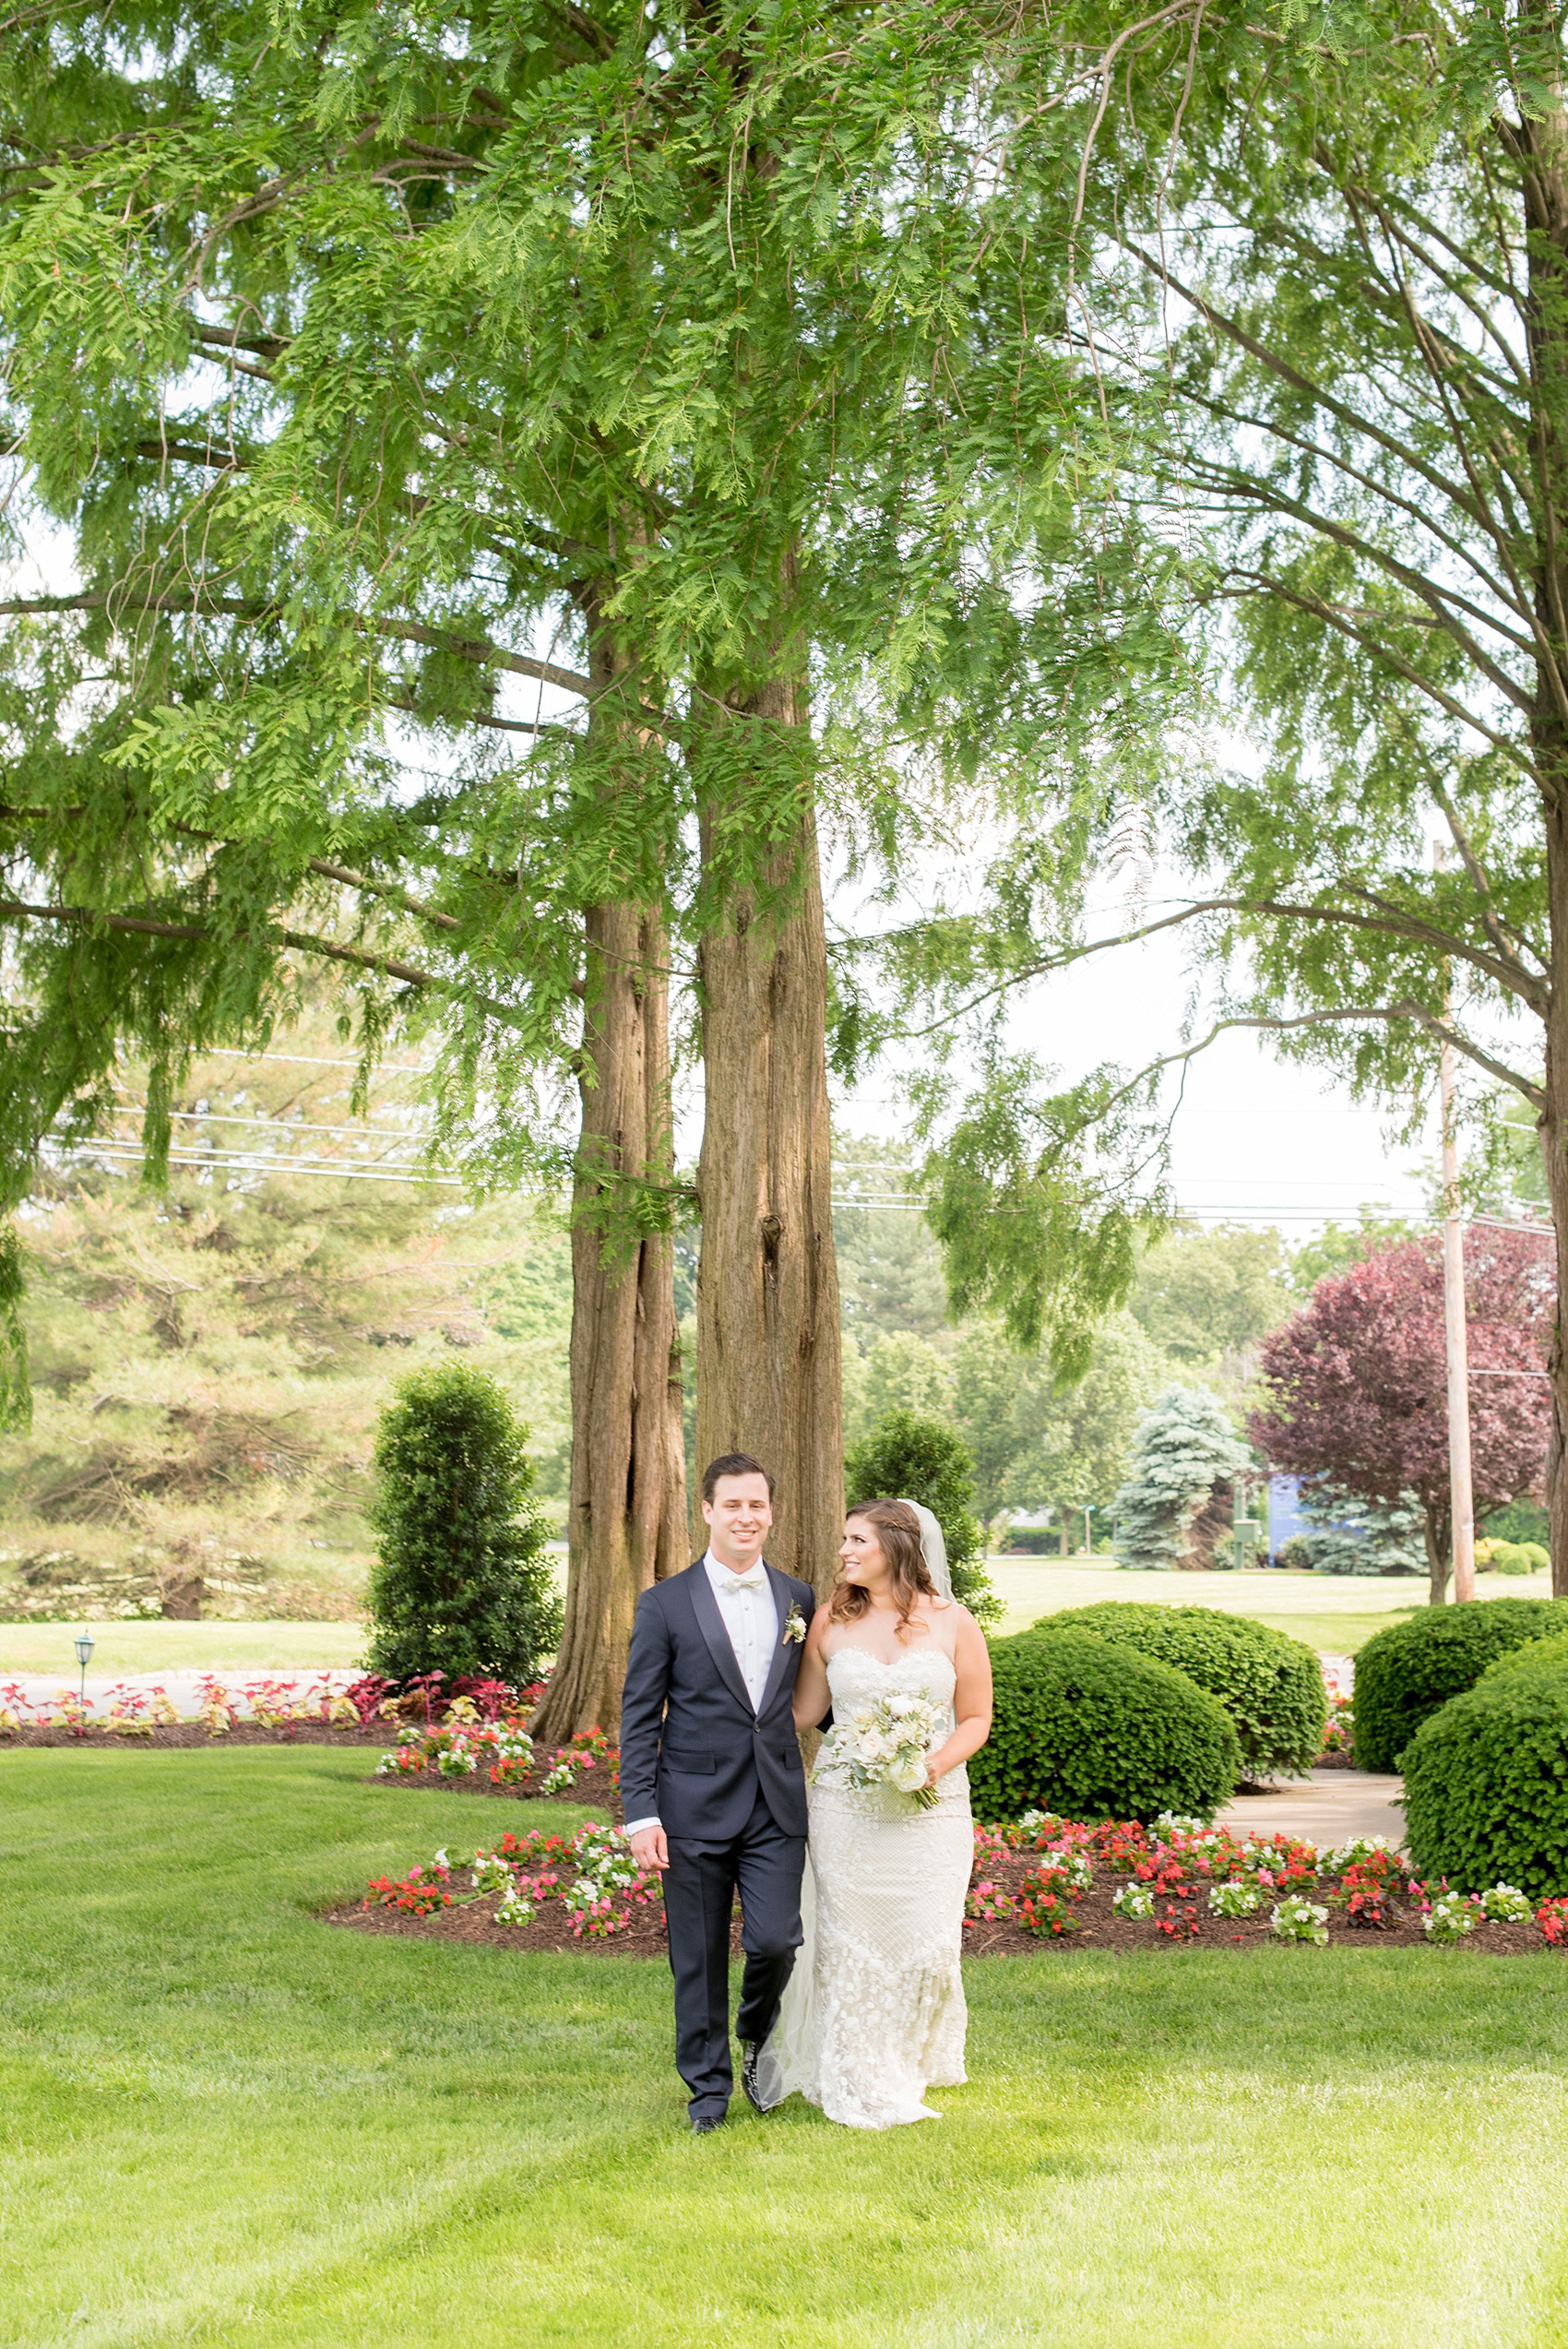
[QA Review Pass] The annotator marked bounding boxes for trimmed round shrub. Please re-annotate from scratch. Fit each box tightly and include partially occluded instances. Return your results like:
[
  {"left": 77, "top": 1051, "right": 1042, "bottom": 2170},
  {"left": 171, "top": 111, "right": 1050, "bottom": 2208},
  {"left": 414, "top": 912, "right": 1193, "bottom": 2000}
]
[
  {"left": 968, "top": 1628, "right": 1240, "bottom": 1824},
  {"left": 366, "top": 1363, "right": 561, "bottom": 1689},
  {"left": 1037, "top": 1602, "right": 1326, "bottom": 1779},
  {"left": 1404, "top": 1663, "right": 1568, "bottom": 1898},
  {"left": 1480, "top": 1628, "right": 1568, "bottom": 1683},
  {"left": 1352, "top": 1599, "right": 1568, "bottom": 1771}
]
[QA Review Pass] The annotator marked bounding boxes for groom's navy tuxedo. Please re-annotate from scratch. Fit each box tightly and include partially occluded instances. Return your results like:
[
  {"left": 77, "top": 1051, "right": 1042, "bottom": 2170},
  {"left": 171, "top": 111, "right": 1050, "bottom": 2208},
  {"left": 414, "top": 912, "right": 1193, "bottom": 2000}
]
[{"left": 620, "top": 1556, "right": 816, "bottom": 2121}]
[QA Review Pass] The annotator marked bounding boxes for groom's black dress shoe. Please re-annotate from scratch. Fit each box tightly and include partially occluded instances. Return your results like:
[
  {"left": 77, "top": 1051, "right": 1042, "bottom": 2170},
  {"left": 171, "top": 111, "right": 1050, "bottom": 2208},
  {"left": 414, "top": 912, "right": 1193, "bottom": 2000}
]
[
  {"left": 689, "top": 2110, "right": 726, "bottom": 2134},
  {"left": 740, "top": 2043, "right": 779, "bottom": 2116}
]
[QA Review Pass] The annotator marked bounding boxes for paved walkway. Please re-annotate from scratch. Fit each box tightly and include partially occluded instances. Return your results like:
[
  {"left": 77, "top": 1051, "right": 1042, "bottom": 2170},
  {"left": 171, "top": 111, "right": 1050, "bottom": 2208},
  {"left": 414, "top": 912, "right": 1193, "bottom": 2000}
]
[{"left": 1218, "top": 1768, "right": 1405, "bottom": 1849}]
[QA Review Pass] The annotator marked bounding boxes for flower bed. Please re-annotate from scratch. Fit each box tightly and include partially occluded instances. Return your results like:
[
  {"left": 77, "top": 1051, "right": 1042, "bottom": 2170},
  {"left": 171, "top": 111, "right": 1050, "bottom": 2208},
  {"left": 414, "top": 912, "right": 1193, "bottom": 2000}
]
[
  {"left": 1317, "top": 1670, "right": 1356, "bottom": 1767},
  {"left": 0, "top": 1671, "right": 563, "bottom": 1755},
  {"left": 371, "top": 1720, "right": 617, "bottom": 1801},
  {"left": 0, "top": 1674, "right": 388, "bottom": 1745},
  {"left": 326, "top": 1807, "right": 1568, "bottom": 1960}
]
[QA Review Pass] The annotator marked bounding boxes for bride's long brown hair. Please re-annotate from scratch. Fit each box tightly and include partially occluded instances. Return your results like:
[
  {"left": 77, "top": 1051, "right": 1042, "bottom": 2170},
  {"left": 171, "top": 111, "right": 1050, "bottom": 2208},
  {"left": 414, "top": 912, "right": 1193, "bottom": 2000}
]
[{"left": 829, "top": 1498, "right": 937, "bottom": 1638}]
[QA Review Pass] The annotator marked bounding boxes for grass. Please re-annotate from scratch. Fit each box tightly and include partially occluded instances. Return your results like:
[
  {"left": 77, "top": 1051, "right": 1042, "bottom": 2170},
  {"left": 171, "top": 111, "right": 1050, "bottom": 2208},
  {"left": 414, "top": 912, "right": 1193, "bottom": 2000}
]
[
  {"left": 988, "top": 1557, "right": 1554, "bottom": 1651},
  {"left": 0, "top": 1618, "right": 370, "bottom": 1675},
  {"left": 5, "top": 1747, "right": 1568, "bottom": 2348}
]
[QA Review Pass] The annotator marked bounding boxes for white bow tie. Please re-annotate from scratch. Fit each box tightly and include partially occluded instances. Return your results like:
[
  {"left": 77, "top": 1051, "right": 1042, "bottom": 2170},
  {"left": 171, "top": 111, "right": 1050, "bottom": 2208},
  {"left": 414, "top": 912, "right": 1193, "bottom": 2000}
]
[{"left": 718, "top": 1566, "right": 767, "bottom": 1594}]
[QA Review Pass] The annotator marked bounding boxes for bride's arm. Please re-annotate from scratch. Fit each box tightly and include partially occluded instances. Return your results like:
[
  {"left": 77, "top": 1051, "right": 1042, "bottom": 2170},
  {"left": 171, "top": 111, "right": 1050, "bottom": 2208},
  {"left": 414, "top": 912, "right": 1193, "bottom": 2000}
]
[
  {"left": 791, "top": 1607, "right": 834, "bottom": 1731},
  {"left": 926, "top": 1608, "right": 993, "bottom": 1784}
]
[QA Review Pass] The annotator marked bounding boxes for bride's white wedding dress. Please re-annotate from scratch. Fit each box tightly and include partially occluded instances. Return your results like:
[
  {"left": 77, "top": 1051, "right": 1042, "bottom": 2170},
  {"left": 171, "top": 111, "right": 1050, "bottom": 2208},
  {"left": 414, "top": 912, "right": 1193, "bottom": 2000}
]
[{"left": 760, "top": 1638, "right": 972, "bottom": 2130}]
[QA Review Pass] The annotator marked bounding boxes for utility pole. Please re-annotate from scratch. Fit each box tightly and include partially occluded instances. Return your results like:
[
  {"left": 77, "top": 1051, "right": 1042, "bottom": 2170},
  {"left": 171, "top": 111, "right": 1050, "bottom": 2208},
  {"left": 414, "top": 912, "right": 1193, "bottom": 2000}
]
[{"left": 1436, "top": 844, "right": 1476, "bottom": 1603}]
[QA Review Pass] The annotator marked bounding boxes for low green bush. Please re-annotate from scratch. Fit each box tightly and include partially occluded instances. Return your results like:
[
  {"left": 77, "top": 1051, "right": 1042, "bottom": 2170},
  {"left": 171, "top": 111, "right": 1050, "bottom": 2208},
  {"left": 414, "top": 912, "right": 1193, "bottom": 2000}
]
[
  {"left": 1351, "top": 1599, "right": 1568, "bottom": 1771},
  {"left": 968, "top": 1628, "right": 1240, "bottom": 1824},
  {"left": 1036, "top": 1602, "right": 1325, "bottom": 1779},
  {"left": 1480, "top": 1628, "right": 1568, "bottom": 1683},
  {"left": 1403, "top": 1663, "right": 1568, "bottom": 1899}
]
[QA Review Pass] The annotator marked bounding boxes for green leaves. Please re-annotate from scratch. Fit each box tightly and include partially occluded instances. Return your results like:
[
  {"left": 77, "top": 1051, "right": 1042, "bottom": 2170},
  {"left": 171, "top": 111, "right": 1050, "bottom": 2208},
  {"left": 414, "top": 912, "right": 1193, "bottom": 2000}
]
[{"left": 921, "top": 1055, "right": 1169, "bottom": 1374}]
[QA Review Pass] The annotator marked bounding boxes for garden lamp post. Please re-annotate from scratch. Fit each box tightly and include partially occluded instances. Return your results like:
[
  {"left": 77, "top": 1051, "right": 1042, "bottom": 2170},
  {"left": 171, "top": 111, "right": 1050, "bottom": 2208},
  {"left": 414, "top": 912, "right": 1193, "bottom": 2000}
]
[{"left": 74, "top": 1631, "right": 94, "bottom": 1707}]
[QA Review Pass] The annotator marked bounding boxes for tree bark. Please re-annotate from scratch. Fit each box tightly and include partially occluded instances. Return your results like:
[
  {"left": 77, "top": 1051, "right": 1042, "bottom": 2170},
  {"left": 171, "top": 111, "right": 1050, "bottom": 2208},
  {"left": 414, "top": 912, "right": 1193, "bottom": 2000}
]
[
  {"left": 1538, "top": 817, "right": 1568, "bottom": 1595},
  {"left": 1518, "top": 49, "right": 1568, "bottom": 1594},
  {"left": 531, "top": 619, "right": 687, "bottom": 1744},
  {"left": 1423, "top": 1506, "right": 1453, "bottom": 1608},
  {"left": 694, "top": 672, "right": 844, "bottom": 1598}
]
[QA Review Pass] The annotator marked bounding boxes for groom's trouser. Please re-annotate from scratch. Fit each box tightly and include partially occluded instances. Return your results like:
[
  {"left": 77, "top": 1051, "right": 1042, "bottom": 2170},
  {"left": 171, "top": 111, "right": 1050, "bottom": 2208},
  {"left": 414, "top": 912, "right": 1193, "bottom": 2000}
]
[{"left": 663, "top": 1791, "right": 804, "bottom": 2118}]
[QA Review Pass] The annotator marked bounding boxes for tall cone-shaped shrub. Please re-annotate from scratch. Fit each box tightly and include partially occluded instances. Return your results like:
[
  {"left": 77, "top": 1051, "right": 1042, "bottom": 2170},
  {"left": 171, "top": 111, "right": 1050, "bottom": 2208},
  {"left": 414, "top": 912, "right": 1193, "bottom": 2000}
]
[{"left": 367, "top": 1364, "right": 561, "bottom": 1691}]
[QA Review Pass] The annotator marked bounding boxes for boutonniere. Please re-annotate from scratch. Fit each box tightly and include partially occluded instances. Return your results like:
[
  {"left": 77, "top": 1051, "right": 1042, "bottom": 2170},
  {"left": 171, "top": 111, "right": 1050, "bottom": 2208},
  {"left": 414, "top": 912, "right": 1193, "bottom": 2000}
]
[{"left": 783, "top": 1606, "right": 807, "bottom": 1646}]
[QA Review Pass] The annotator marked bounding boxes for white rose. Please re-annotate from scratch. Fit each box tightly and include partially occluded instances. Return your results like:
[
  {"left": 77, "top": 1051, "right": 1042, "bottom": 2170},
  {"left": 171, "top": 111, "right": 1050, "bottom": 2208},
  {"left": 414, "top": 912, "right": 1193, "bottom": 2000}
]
[{"left": 888, "top": 1757, "right": 928, "bottom": 1793}]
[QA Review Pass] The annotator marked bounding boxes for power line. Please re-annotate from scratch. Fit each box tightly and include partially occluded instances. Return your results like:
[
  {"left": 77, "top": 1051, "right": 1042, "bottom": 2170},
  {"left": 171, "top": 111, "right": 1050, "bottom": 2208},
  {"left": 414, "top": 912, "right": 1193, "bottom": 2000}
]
[{"left": 51, "top": 1141, "right": 462, "bottom": 1188}]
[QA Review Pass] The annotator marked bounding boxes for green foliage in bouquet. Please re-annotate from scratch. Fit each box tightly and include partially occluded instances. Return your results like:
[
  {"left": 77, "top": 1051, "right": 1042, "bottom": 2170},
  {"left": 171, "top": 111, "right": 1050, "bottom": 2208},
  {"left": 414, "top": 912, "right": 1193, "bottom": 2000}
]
[
  {"left": 968, "top": 1627, "right": 1239, "bottom": 1824},
  {"left": 1039, "top": 1602, "right": 1325, "bottom": 1780},
  {"left": 1404, "top": 1663, "right": 1568, "bottom": 1900},
  {"left": 367, "top": 1365, "right": 560, "bottom": 1690},
  {"left": 1353, "top": 1600, "right": 1568, "bottom": 1771},
  {"left": 845, "top": 1409, "right": 997, "bottom": 1624}
]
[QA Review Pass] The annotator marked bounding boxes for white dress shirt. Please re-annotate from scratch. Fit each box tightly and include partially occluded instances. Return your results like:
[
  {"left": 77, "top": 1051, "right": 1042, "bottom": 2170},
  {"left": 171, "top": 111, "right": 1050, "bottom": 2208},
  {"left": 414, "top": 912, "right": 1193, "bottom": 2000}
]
[{"left": 624, "top": 1550, "right": 776, "bottom": 1838}]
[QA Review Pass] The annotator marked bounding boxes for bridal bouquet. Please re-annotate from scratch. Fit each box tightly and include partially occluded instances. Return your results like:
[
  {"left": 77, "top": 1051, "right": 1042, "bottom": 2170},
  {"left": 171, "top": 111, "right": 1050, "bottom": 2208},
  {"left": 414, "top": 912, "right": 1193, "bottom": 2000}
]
[{"left": 811, "top": 1691, "right": 946, "bottom": 1810}]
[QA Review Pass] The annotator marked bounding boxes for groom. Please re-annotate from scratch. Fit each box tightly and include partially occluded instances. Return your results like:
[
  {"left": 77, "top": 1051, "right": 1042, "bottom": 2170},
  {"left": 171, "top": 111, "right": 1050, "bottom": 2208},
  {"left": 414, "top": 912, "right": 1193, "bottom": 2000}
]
[{"left": 620, "top": 1454, "right": 817, "bottom": 2133}]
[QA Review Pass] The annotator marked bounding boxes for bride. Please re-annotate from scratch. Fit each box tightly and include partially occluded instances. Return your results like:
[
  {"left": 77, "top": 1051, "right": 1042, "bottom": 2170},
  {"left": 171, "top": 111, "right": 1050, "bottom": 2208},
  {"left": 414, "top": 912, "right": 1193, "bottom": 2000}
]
[{"left": 758, "top": 1496, "right": 993, "bottom": 2130}]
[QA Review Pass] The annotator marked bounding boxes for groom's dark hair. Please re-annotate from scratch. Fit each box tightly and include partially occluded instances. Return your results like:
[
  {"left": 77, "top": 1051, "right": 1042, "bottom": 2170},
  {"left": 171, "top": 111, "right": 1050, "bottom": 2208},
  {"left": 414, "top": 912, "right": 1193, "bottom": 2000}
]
[{"left": 701, "top": 1452, "right": 776, "bottom": 1502}]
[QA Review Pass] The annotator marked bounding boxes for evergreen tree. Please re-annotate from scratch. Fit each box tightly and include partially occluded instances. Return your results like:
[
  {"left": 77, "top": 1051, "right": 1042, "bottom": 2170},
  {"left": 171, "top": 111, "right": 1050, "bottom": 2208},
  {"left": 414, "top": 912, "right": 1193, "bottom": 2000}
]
[
  {"left": 1113, "top": 1389, "right": 1250, "bottom": 1573},
  {"left": 1289, "top": 1485, "right": 1426, "bottom": 1581},
  {"left": 367, "top": 1365, "right": 560, "bottom": 1690},
  {"left": 844, "top": 1409, "right": 996, "bottom": 1624}
]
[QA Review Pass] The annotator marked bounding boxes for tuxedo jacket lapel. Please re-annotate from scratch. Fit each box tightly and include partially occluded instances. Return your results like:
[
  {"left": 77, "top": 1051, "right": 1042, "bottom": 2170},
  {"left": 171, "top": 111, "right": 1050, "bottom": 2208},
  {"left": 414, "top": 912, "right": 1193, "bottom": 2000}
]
[
  {"left": 683, "top": 1559, "right": 754, "bottom": 1716},
  {"left": 756, "top": 1565, "right": 795, "bottom": 1719}
]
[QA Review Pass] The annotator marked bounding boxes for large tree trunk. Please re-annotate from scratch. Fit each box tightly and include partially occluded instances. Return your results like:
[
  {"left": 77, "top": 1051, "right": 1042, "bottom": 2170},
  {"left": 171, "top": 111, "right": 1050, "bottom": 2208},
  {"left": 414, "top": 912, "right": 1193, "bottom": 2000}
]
[
  {"left": 1519, "top": 58, "right": 1568, "bottom": 1596},
  {"left": 1538, "top": 837, "right": 1568, "bottom": 1597},
  {"left": 532, "top": 615, "right": 687, "bottom": 1745},
  {"left": 532, "top": 898, "right": 687, "bottom": 1742},
  {"left": 694, "top": 670, "right": 844, "bottom": 1598}
]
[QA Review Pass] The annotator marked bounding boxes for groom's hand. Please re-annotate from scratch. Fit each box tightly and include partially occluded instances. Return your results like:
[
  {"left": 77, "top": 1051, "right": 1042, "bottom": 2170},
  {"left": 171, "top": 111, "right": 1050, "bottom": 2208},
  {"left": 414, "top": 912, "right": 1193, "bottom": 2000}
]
[{"left": 630, "top": 1824, "right": 669, "bottom": 1872}]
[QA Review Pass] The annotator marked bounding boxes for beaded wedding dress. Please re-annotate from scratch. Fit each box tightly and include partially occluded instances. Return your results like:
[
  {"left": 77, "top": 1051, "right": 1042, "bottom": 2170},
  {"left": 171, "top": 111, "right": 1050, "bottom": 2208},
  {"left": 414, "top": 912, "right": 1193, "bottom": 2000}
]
[{"left": 758, "top": 1640, "right": 972, "bottom": 2130}]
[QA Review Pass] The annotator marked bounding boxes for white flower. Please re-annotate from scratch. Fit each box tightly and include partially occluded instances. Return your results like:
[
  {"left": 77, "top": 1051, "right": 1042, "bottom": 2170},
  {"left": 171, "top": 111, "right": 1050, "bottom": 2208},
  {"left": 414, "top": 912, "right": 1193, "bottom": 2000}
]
[
  {"left": 1270, "top": 1897, "right": 1329, "bottom": 1945},
  {"left": 1113, "top": 1883, "right": 1155, "bottom": 1920}
]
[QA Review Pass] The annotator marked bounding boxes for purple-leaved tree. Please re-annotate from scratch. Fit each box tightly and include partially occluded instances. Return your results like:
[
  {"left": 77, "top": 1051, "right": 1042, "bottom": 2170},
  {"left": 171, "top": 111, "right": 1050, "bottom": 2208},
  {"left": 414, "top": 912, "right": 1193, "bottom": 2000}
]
[{"left": 1251, "top": 1233, "right": 1553, "bottom": 1604}]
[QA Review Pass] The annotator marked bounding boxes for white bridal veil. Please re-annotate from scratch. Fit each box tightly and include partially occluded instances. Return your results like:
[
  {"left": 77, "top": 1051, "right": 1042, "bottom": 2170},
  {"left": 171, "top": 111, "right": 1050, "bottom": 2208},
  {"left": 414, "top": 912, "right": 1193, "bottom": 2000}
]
[
  {"left": 901, "top": 1498, "right": 951, "bottom": 1599},
  {"left": 753, "top": 1497, "right": 951, "bottom": 2108}
]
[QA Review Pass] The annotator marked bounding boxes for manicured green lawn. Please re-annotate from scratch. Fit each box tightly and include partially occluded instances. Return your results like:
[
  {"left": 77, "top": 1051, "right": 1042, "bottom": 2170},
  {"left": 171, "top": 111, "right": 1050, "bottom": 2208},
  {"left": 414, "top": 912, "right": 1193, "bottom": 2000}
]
[
  {"left": 990, "top": 1558, "right": 1555, "bottom": 1653},
  {"left": 0, "top": 1617, "right": 370, "bottom": 1675},
  {"left": 5, "top": 1747, "right": 1568, "bottom": 2349}
]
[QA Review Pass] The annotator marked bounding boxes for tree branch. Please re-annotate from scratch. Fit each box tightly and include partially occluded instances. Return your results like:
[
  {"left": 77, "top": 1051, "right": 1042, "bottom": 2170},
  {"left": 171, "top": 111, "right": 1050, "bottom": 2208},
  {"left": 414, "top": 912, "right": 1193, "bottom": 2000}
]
[
  {"left": 0, "top": 590, "right": 598, "bottom": 699},
  {"left": 1104, "top": 1004, "right": 1543, "bottom": 1116},
  {"left": 888, "top": 881, "right": 1547, "bottom": 1038},
  {"left": 0, "top": 896, "right": 540, "bottom": 1030}
]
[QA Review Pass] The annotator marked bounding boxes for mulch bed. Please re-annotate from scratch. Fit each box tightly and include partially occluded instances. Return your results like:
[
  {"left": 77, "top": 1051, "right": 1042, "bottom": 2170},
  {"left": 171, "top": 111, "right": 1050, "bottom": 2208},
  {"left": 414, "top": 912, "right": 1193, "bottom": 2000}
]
[
  {"left": 6, "top": 1722, "right": 390, "bottom": 1750},
  {"left": 327, "top": 1890, "right": 707, "bottom": 1959},
  {"left": 954, "top": 1847, "right": 1548, "bottom": 1957},
  {"left": 367, "top": 1765, "right": 624, "bottom": 1810},
  {"left": 323, "top": 1837, "right": 1555, "bottom": 1960}
]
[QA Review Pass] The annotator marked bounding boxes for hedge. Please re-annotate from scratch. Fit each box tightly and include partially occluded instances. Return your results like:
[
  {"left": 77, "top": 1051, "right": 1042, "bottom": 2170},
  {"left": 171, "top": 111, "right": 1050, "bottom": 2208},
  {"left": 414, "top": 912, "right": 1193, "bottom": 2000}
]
[
  {"left": 1351, "top": 1598, "right": 1568, "bottom": 1772},
  {"left": 1036, "top": 1602, "right": 1325, "bottom": 1778},
  {"left": 1479, "top": 1628, "right": 1568, "bottom": 1684},
  {"left": 1403, "top": 1662, "right": 1568, "bottom": 1899},
  {"left": 968, "top": 1628, "right": 1240, "bottom": 1824}
]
